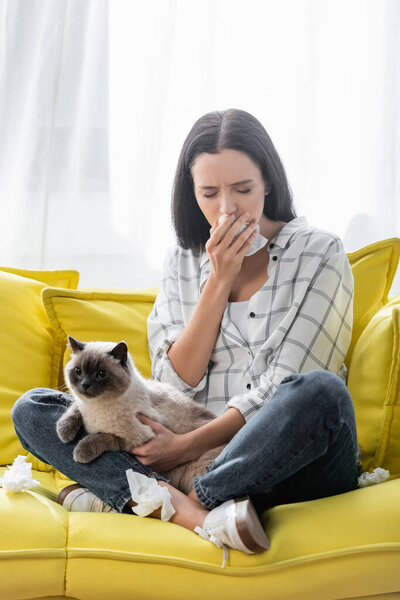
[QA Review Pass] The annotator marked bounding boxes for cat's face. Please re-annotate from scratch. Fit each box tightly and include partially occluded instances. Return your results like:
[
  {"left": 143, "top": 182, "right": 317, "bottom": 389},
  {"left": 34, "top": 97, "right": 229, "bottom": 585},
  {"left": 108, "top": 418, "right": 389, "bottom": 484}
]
[{"left": 65, "top": 336, "right": 131, "bottom": 400}]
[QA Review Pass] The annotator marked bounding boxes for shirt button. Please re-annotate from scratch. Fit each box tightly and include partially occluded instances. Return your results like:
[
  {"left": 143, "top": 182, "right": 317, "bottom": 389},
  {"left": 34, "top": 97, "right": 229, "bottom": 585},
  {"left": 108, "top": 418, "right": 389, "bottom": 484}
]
[
  {"left": 269, "top": 243, "right": 275, "bottom": 248},
  {"left": 272, "top": 256, "right": 278, "bottom": 261},
  {"left": 249, "top": 312, "right": 255, "bottom": 318},
  {"left": 246, "top": 383, "right": 251, "bottom": 390}
]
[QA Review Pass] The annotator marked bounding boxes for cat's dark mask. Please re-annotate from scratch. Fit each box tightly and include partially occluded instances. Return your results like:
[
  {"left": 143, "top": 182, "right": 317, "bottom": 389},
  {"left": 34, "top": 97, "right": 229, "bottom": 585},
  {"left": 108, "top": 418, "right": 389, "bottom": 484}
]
[{"left": 66, "top": 336, "right": 131, "bottom": 398}]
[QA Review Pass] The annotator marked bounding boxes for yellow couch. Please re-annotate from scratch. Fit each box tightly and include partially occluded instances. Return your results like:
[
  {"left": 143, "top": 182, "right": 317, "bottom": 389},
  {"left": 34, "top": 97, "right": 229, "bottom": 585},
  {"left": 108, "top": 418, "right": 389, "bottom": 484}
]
[{"left": 1, "top": 239, "right": 400, "bottom": 600}]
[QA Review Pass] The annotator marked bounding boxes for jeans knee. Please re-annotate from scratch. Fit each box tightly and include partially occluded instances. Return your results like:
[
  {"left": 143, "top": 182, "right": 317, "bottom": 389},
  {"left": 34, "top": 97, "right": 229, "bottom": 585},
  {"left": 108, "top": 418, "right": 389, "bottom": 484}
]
[
  {"left": 297, "top": 368, "right": 344, "bottom": 394},
  {"left": 302, "top": 369, "right": 355, "bottom": 425},
  {"left": 281, "top": 369, "right": 354, "bottom": 425},
  {"left": 11, "top": 388, "right": 61, "bottom": 429},
  {"left": 11, "top": 389, "right": 36, "bottom": 428}
]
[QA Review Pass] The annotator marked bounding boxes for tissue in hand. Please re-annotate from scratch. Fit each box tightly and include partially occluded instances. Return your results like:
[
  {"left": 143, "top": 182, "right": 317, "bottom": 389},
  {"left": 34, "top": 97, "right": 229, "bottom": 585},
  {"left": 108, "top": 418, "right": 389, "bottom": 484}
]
[
  {"left": 126, "top": 469, "right": 176, "bottom": 521},
  {"left": 218, "top": 214, "right": 269, "bottom": 256},
  {"left": 0, "top": 455, "right": 40, "bottom": 493}
]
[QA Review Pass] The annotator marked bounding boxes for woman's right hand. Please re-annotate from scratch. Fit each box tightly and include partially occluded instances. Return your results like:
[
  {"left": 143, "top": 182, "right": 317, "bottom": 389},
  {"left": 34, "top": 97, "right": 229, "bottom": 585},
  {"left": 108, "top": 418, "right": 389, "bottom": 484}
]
[{"left": 205, "top": 211, "right": 258, "bottom": 284}]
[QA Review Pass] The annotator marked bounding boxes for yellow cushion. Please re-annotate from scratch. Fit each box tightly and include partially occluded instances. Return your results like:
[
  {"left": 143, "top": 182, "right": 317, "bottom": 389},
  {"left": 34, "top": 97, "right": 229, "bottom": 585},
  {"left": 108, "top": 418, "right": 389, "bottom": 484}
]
[
  {"left": 348, "top": 294, "right": 400, "bottom": 477},
  {"left": 1, "top": 466, "right": 399, "bottom": 599},
  {"left": 0, "top": 266, "right": 79, "bottom": 289},
  {"left": 0, "top": 268, "right": 79, "bottom": 469},
  {"left": 0, "top": 466, "right": 67, "bottom": 599},
  {"left": 41, "top": 287, "right": 159, "bottom": 389},
  {"left": 50, "top": 477, "right": 400, "bottom": 599},
  {"left": 346, "top": 238, "right": 400, "bottom": 366}
]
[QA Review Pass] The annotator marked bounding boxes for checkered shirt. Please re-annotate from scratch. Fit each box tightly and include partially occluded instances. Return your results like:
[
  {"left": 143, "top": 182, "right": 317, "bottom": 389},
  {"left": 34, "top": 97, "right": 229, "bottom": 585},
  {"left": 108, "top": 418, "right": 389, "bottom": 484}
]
[{"left": 147, "top": 216, "right": 354, "bottom": 422}]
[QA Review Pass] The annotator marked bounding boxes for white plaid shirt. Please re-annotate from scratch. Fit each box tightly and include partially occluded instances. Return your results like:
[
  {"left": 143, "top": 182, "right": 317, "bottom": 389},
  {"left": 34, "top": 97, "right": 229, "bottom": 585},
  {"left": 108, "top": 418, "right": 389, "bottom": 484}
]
[{"left": 147, "top": 216, "right": 354, "bottom": 422}]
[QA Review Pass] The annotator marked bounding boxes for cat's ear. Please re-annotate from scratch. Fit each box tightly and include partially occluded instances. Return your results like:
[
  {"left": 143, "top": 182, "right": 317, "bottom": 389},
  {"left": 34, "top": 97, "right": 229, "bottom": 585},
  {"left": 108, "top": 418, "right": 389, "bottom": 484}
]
[
  {"left": 68, "top": 336, "right": 86, "bottom": 353},
  {"left": 108, "top": 341, "right": 128, "bottom": 367}
]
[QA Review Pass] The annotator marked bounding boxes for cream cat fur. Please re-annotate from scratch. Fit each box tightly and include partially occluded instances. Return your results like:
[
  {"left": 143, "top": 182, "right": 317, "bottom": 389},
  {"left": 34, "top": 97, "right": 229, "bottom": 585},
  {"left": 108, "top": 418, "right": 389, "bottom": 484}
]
[{"left": 56, "top": 336, "right": 225, "bottom": 494}]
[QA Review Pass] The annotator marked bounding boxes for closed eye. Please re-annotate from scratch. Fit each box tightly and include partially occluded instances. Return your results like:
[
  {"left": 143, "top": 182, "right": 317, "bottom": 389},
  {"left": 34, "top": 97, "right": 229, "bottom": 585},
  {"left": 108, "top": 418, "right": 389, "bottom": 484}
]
[{"left": 203, "top": 189, "right": 251, "bottom": 199}]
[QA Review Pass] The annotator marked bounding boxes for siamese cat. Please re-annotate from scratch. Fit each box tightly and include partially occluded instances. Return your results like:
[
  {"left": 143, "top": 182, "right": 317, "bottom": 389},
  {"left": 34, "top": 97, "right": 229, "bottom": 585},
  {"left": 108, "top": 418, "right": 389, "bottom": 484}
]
[{"left": 56, "top": 336, "right": 225, "bottom": 494}]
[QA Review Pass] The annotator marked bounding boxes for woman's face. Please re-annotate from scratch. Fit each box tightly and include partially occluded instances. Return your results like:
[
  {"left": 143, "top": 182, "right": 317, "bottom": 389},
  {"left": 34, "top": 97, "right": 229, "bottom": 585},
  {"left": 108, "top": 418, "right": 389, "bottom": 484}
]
[{"left": 191, "top": 148, "right": 270, "bottom": 227}]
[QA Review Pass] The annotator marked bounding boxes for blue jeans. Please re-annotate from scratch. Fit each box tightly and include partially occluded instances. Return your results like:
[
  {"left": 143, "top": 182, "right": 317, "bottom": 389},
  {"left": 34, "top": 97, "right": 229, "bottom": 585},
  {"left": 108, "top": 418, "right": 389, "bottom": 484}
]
[{"left": 11, "top": 369, "right": 359, "bottom": 514}]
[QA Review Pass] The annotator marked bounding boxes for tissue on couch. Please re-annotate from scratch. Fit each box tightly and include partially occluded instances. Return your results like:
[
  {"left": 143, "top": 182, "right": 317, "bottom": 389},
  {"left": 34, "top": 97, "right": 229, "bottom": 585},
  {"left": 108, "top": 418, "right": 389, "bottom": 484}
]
[{"left": 0, "top": 455, "right": 40, "bottom": 493}]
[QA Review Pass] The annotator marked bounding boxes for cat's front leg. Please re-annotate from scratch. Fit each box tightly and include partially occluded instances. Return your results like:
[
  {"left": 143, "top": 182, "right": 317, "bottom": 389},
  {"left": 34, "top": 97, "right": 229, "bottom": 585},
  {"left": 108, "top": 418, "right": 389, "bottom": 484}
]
[
  {"left": 73, "top": 432, "right": 126, "bottom": 463},
  {"left": 56, "top": 403, "right": 83, "bottom": 443}
]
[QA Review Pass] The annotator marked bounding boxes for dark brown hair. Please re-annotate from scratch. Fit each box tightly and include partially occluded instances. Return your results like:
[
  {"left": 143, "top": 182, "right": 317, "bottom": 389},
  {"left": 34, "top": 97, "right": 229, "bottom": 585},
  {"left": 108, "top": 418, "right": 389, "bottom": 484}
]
[{"left": 171, "top": 108, "right": 298, "bottom": 251}]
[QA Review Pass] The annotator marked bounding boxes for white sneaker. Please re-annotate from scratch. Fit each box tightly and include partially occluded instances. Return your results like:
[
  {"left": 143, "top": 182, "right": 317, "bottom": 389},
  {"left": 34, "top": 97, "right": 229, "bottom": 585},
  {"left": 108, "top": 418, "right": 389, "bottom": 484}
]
[
  {"left": 57, "top": 484, "right": 118, "bottom": 513},
  {"left": 194, "top": 495, "right": 270, "bottom": 568}
]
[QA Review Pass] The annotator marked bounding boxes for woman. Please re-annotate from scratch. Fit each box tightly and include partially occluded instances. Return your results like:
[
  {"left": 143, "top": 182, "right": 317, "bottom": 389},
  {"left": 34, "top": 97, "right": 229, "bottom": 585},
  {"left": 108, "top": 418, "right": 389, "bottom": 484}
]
[{"left": 11, "top": 109, "right": 359, "bottom": 563}]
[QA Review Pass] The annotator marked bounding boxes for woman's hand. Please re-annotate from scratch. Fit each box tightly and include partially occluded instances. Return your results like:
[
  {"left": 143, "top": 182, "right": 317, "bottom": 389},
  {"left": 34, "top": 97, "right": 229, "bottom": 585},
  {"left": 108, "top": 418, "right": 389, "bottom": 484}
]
[
  {"left": 129, "top": 413, "right": 192, "bottom": 472},
  {"left": 206, "top": 211, "right": 258, "bottom": 285}
]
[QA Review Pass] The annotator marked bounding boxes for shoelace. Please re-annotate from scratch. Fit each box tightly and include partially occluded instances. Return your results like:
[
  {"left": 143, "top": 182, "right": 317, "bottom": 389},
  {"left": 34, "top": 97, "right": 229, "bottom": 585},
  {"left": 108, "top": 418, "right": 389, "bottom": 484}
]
[{"left": 194, "top": 525, "right": 229, "bottom": 568}]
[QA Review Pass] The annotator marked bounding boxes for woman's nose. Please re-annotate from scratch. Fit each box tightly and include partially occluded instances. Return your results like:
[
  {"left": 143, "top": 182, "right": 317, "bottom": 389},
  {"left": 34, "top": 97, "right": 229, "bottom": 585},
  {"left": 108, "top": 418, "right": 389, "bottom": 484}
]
[{"left": 220, "top": 193, "right": 238, "bottom": 217}]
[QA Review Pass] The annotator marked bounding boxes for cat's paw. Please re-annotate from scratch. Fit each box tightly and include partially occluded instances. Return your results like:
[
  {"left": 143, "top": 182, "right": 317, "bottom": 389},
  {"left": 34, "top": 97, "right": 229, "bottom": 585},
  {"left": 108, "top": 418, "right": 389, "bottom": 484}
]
[
  {"left": 73, "top": 439, "right": 100, "bottom": 463},
  {"left": 57, "top": 417, "right": 78, "bottom": 443}
]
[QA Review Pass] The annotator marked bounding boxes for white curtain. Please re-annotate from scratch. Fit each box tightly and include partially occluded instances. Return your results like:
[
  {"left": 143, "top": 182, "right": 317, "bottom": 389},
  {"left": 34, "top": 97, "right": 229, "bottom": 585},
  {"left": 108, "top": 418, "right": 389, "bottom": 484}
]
[{"left": 1, "top": 0, "right": 399, "bottom": 294}]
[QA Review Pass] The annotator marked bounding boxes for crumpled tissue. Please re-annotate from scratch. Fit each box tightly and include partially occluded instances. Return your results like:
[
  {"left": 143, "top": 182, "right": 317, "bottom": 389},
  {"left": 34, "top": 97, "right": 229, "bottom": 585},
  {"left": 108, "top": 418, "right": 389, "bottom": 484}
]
[
  {"left": 126, "top": 469, "right": 176, "bottom": 521},
  {"left": 0, "top": 455, "right": 40, "bottom": 493},
  {"left": 218, "top": 214, "right": 269, "bottom": 257},
  {"left": 358, "top": 467, "right": 390, "bottom": 488}
]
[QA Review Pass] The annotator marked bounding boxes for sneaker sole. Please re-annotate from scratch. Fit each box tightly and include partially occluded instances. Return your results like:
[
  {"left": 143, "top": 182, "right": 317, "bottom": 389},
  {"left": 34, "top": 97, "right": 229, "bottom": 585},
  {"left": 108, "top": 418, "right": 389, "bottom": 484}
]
[{"left": 234, "top": 495, "right": 271, "bottom": 553}]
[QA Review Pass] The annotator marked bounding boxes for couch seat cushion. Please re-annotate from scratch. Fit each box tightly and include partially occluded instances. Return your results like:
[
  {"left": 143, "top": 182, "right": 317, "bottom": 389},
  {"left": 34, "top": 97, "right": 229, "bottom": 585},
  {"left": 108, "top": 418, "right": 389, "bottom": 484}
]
[
  {"left": 63, "top": 480, "right": 400, "bottom": 600},
  {"left": 0, "top": 467, "right": 68, "bottom": 600}
]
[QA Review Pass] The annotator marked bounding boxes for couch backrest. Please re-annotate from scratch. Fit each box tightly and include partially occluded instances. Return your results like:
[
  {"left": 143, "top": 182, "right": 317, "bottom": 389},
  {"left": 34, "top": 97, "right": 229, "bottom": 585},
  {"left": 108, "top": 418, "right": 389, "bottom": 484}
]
[
  {"left": 0, "top": 267, "right": 79, "bottom": 470},
  {"left": 1, "top": 238, "right": 399, "bottom": 478}
]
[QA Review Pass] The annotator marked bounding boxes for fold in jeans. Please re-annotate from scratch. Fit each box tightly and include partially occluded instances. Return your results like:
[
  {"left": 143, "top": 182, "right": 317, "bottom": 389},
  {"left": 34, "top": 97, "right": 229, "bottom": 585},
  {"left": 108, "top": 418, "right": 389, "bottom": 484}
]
[
  {"left": 193, "top": 369, "right": 360, "bottom": 510},
  {"left": 11, "top": 388, "right": 168, "bottom": 513}
]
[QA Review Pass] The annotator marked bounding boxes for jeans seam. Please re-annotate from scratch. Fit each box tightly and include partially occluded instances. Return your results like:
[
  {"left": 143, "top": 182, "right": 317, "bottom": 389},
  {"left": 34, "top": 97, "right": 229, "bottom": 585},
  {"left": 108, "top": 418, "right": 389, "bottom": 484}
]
[
  {"left": 114, "top": 488, "right": 136, "bottom": 513},
  {"left": 193, "top": 476, "right": 218, "bottom": 509}
]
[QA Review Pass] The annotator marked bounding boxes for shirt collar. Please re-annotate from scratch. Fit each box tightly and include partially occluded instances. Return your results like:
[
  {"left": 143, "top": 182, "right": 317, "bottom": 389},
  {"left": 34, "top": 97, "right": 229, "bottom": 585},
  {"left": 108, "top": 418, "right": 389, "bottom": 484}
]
[
  {"left": 269, "top": 215, "right": 309, "bottom": 249},
  {"left": 200, "top": 215, "right": 309, "bottom": 268}
]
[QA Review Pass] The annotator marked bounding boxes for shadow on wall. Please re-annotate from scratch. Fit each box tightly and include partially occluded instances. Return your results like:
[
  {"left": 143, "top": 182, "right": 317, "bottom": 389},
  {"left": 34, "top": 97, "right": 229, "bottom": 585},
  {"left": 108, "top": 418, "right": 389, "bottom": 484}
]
[{"left": 342, "top": 213, "right": 400, "bottom": 296}]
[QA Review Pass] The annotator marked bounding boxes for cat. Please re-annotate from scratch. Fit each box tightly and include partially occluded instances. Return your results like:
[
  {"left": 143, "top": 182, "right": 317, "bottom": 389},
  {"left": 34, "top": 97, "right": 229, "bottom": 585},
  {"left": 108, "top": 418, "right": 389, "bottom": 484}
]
[{"left": 56, "top": 336, "right": 226, "bottom": 494}]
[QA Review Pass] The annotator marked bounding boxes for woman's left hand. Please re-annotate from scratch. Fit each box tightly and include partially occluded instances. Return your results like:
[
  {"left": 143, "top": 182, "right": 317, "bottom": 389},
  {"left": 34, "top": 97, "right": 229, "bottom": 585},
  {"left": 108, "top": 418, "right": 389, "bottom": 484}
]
[{"left": 129, "top": 413, "right": 191, "bottom": 472}]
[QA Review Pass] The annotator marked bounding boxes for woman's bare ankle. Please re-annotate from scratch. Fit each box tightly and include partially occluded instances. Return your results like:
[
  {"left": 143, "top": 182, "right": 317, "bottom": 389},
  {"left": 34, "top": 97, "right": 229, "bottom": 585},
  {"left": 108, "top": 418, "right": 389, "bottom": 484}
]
[
  {"left": 187, "top": 488, "right": 205, "bottom": 506},
  {"left": 157, "top": 481, "right": 209, "bottom": 530},
  {"left": 123, "top": 479, "right": 209, "bottom": 531}
]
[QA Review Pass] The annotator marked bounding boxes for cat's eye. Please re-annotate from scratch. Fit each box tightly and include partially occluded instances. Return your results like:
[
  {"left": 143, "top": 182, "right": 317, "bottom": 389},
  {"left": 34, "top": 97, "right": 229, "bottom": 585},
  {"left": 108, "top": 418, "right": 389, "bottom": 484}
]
[
  {"left": 74, "top": 367, "right": 82, "bottom": 375},
  {"left": 97, "top": 370, "right": 107, "bottom": 378}
]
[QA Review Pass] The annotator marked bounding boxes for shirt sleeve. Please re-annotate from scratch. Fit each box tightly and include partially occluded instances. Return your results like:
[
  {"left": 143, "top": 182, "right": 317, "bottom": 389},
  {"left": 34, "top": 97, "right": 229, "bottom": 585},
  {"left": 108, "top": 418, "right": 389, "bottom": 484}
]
[
  {"left": 147, "top": 244, "right": 209, "bottom": 397},
  {"left": 226, "top": 236, "right": 354, "bottom": 422}
]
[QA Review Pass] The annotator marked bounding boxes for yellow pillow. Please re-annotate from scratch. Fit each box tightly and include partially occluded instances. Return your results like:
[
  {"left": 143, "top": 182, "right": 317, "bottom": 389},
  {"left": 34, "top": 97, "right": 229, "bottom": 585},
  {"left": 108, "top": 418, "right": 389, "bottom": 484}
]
[
  {"left": 0, "top": 266, "right": 79, "bottom": 289},
  {"left": 347, "top": 294, "right": 400, "bottom": 477},
  {"left": 41, "top": 287, "right": 159, "bottom": 390},
  {"left": 0, "top": 268, "right": 79, "bottom": 469},
  {"left": 346, "top": 238, "right": 400, "bottom": 366}
]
